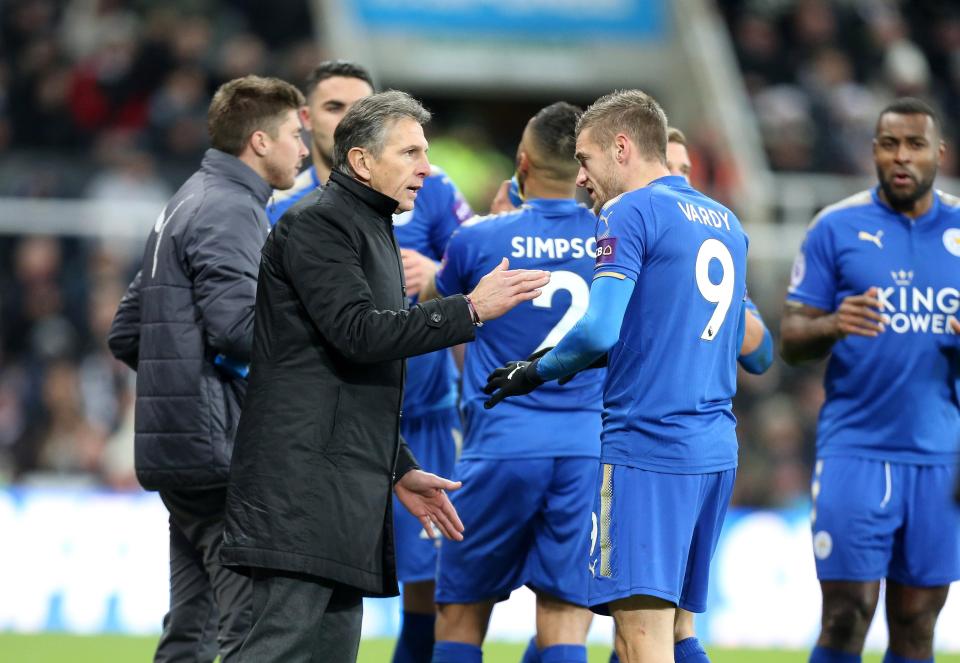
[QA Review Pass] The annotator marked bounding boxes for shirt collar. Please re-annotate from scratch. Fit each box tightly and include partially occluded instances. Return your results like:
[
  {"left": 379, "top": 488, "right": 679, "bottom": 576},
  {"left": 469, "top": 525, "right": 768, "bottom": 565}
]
[
  {"left": 200, "top": 148, "right": 273, "bottom": 205},
  {"left": 871, "top": 185, "right": 942, "bottom": 224},
  {"left": 329, "top": 170, "right": 399, "bottom": 218}
]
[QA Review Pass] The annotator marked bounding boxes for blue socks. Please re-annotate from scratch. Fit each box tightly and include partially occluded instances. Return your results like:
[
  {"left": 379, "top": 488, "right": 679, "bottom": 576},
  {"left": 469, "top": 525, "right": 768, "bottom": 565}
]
[
  {"left": 432, "top": 641, "right": 482, "bottom": 663},
  {"left": 610, "top": 638, "right": 710, "bottom": 663},
  {"left": 521, "top": 637, "right": 541, "bottom": 663},
  {"left": 675, "top": 637, "right": 710, "bottom": 662},
  {"left": 393, "top": 611, "right": 436, "bottom": 663},
  {"left": 883, "top": 653, "right": 933, "bottom": 663},
  {"left": 541, "top": 644, "right": 587, "bottom": 663},
  {"left": 810, "top": 646, "right": 862, "bottom": 663}
]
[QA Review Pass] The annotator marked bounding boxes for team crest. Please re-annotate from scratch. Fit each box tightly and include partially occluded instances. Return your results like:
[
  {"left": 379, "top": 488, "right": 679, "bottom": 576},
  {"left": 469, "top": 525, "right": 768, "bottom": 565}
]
[
  {"left": 943, "top": 228, "right": 960, "bottom": 257},
  {"left": 813, "top": 530, "right": 833, "bottom": 560}
]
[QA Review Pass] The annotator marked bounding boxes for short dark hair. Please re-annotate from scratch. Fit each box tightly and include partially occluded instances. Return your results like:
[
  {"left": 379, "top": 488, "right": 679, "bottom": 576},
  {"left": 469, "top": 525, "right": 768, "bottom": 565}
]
[
  {"left": 667, "top": 127, "right": 687, "bottom": 146},
  {"left": 578, "top": 89, "right": 668, "bottom": 163},
  {"left": 527, "top": 102, "right": 582, "bottom": 180},
  {"left": 333, "top": 90, "right": 430, "bottom": 176},
  {"left": 208, "top": 75, "right": 305, "bottom": 156},
  {"left": 304, "top": 60, "right": 375, "bottom": 98},
  {"left": 876, "top": 97, "right": 940, "bottom": 135}
]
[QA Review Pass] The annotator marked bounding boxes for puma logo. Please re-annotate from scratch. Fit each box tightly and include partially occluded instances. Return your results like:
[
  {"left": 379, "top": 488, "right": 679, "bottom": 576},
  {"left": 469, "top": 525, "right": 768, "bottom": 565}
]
[{"left": 858, "top": 230, "right": 883, "bottom": 249}]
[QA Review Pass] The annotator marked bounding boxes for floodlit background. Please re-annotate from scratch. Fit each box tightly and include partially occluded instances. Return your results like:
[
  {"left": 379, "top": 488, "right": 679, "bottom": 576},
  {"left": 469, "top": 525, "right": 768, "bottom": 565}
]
[{"left": 0, "top": 0, "right": 958, "bottom": 655}]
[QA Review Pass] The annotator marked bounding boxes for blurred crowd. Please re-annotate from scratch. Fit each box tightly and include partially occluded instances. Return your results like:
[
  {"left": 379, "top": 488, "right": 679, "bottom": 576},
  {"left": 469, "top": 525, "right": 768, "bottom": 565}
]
[
  {"left": 7, "top": 0, "right": 954, "bottom": 508},
  {"left": 720, "top": 0, "right": 960, "bottom": 176}
]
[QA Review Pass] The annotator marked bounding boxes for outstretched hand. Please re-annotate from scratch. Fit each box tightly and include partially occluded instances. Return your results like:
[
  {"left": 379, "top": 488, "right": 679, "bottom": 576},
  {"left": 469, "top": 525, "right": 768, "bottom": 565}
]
[
  {"left": 468, "top": 258, "right": 550, "bottom": 323},
  {"left": 395, "top": 470, "right": 464, "bottom": 541},
  {"left": 483, "top": 359, "right": 545, "bottom": 409}
]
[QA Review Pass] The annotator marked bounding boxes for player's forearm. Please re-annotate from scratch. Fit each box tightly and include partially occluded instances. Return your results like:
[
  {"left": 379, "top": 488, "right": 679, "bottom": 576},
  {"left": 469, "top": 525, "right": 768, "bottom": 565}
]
[
  {"left": 537, "top": 275, "right": 633, "bottom": 381},
  {"left": 779, "top": 305, "right": 839, "bottom": 365}
]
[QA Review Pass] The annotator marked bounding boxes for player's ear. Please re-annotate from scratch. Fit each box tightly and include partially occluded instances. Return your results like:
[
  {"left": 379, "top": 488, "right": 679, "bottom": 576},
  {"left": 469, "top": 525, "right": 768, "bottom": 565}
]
[
  {"left": 613, "top": 133, "right": 630, "bottom": 164},
  {"left": 517, "top": 151, "right": 530, "bottom": 176},
  {"left": 298, "top": 105, "right": 310, "bottom": 127}
]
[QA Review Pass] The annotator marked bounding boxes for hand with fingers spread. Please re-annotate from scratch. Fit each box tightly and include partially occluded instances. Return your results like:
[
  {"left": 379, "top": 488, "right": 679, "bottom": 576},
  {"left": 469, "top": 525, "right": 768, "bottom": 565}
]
[
  {"left": 832, "top": 286, "right": 886, "bottom": 338},
  {"left": 482, "top": 359, "right": 545, "bottom": 409},
  {"left": 394, "top": 469, "right": 465, "bottom": 541},
  {"left": 467, "top": 257, "right": 550, "bottom": 322},
  {"left": 400, "top": 248, "right": 438, "bottom": 298}
]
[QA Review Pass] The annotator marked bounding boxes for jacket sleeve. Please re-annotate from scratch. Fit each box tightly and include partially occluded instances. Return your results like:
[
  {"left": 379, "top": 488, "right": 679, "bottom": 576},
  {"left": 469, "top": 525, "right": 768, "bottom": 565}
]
[
  {"left": 284, "top": 206, "right": 475, "bottom": 364},
  {"left": 394, "top": 437, "right": 420, "bottom": 484},
  {"left": 108, "top": 270, "right": 142, "bottom": 370},
  {"left": 183, "top": 200, "right": 264, "bottom": 362}
]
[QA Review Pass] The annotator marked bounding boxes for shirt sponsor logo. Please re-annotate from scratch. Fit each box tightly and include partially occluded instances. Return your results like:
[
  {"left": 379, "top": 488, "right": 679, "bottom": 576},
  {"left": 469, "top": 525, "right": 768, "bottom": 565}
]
[
  {"left": 877, "top": 269, "right": 959, "bottom": 334},
  {"left": 943, "top": 228, "right": 960, "bottom": 257},
  {"left": 595, "top": 237, "right": 617, "bottom": 266}
]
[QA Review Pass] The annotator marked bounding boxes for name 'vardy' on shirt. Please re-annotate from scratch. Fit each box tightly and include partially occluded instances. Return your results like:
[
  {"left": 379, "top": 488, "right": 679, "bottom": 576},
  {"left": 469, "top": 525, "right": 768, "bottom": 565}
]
[{"left": 677, "top": 202, "right": 731, "bottom": 231}]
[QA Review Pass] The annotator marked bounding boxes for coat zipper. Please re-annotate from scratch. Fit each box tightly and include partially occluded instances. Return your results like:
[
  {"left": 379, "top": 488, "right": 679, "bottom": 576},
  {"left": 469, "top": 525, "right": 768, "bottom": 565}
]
[{"left": 387, "top": 221, "right": 406, "bottom": 481}]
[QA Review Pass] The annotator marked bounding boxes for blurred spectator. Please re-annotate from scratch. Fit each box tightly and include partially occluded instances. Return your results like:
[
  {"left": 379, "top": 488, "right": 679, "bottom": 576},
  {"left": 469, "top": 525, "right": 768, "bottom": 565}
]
[{"left": 721, "top": 0, "right": 957, "bottom": 177}]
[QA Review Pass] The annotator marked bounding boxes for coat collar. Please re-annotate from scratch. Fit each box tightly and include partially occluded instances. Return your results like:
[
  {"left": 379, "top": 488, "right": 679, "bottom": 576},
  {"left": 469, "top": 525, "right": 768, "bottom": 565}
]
[
  {"left": 201, "top": 149, "right": 273, "bottom": 206},
  {"left": 329, "top": 170, "right": 399, "bottom": 218}
]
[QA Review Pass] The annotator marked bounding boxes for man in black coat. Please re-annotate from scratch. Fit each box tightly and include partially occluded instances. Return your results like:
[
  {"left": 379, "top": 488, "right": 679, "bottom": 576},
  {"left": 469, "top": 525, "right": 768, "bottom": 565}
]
[
  {"left": 220, "top": 90, "right": 550, "bottom": 663},
  {"left": 107, "top": 75, "right": 308, "bottom": 663}
]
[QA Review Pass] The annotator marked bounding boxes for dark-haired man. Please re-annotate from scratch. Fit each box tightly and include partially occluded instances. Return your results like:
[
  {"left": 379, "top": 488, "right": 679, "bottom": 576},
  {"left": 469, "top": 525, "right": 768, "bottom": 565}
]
[
  {"left": 484, "top": 90, "right": 749, "bottom": 663},
  {"left": 425, "top": 102, "right": 601, "bottom": 663},
  {"left": 267, "top": 60, "right": 374, "bottom": 222},
  {"left": 107, "top": 75, "right": 308, "bottom": 663},
  {"left": 781, "top": 97, "right": 960, "bottom": 663}
]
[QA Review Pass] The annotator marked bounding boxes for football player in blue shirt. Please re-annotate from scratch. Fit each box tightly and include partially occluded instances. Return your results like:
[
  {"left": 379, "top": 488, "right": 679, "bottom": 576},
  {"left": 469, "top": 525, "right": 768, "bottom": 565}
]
[
  {"left": 603, "top": 128, "right": 773, "bottom": 663},
  {"left": 266, "top": 60, "right": 374, "bottom": 223},
  {"left": 425, "top": 102, "right": 602, "bottom": 663},
  {"left": 266, "top": 61, "right": 474, "bottom": 663},
  {"left": 781, "top": 97, "right": 960, "bottom": 663},
  {"left": 484, "top": 90, "right": 749, "bottom": 663}
]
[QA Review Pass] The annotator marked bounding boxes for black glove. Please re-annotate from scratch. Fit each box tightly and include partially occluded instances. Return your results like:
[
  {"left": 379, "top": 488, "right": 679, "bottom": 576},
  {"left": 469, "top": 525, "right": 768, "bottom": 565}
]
[
  {"left": 557, "top": 353, "right": 609, "bottom": 385},
  {"left": 483, "top": 359, "right": 545, "bottom": 409}
]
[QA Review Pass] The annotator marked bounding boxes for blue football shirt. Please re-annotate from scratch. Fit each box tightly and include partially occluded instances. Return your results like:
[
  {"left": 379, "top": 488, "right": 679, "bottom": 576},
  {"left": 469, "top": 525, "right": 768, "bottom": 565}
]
[
  {"left": 435, "top": 198, "right": 604, "bottom": 459},
  {"left": 266, "top": 165, "right": 321, "bottom": 224},
  {"left": 595, "top": 175, "right": 748, "bottom": 473},
  {"left": 394, "top": 168, "right": 473, "bottom": 418},
  {"left": 787, "top": 188, "right": 960, "bottom": 464}
]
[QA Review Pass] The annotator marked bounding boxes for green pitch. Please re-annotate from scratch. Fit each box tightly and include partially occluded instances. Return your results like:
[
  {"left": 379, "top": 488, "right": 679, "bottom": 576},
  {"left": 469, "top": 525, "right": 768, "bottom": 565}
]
[{"left": 2, "top": 635, "right": 960, "bottom": 662}]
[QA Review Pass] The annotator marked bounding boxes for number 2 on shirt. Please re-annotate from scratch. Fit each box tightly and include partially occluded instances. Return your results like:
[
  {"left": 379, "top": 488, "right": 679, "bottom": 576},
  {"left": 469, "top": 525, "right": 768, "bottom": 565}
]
[
  {"left": 696, "top": 239, "right": 735, "bottom": 341},
  {"left": 532, "top": 270, "right": 589, "bottom": 353}
]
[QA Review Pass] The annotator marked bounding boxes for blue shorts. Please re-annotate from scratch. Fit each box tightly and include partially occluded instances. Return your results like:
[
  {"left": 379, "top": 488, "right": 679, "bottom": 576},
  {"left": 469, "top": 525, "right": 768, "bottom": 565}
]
[
  {"left": 393, "top": 407, "right": 461, "bottom": 583},
  {"left": 588, "top": 464, "right": 736, "bottom": 615},
  {"left": 811, "top": 456, "right": 960, "bottom": 586},
  {"left": 435, "top": 456, "right": 597, "bottom": 607}
]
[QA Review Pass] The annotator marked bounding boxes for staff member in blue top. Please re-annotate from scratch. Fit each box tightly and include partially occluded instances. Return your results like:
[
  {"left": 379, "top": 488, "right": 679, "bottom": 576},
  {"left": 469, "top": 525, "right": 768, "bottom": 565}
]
[{"left": 782, "top": 97, "right": 960, "bottom": 663}]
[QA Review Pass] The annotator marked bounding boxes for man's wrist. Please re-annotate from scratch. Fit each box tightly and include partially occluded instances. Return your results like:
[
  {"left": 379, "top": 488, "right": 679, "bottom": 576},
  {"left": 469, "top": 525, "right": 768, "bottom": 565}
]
[
  {"left": 463, "top": 295, "right": 483, "bottom": 326},
  {"left": 524, "top": 358, "right": 545, "bottom": 385}
]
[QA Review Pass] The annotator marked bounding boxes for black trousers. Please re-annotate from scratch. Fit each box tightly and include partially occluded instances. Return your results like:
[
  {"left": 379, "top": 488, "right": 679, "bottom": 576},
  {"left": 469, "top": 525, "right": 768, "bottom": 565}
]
[
  {"left": 238, "top": 569, "right": 363, "bottom": 663},
  {"left": 155, "top": 487, "right": 252, "bottom": 663}
]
